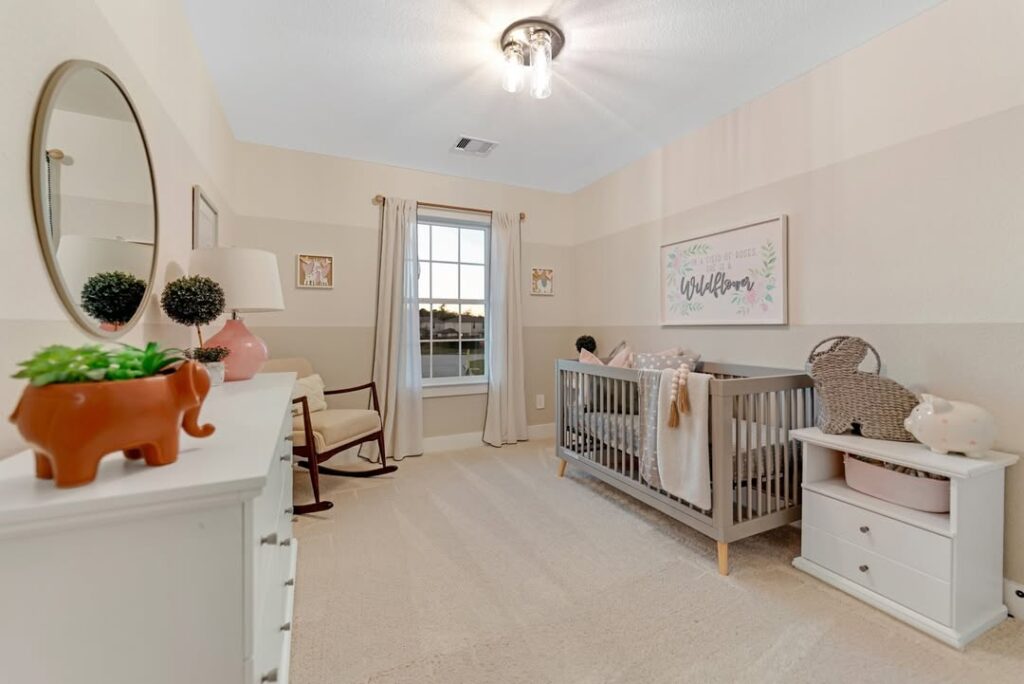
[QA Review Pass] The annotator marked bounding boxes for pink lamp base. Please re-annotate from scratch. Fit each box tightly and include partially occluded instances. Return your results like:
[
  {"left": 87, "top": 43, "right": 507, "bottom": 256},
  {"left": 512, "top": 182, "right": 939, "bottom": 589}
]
[{"left": 205, "top": 318, "right": 268, "bottom": 381}]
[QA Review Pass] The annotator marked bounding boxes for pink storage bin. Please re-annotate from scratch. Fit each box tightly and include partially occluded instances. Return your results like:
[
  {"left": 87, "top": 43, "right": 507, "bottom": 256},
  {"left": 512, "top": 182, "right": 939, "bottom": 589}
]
[{"left": 843, "top": 454, "right": 950, "bottom": 513}]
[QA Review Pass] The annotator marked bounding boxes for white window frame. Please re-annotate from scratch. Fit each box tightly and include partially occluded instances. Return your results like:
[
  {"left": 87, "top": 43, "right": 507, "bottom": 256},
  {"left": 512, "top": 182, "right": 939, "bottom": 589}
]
[{"left": 417, "top": 213, "right": 490, "bottom": 394}]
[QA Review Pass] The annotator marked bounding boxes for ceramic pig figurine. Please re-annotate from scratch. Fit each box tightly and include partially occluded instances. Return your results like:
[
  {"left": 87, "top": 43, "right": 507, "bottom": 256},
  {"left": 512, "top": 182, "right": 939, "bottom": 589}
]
[{"left": 904, "top": 394, "right": 996, "bottom": 458}]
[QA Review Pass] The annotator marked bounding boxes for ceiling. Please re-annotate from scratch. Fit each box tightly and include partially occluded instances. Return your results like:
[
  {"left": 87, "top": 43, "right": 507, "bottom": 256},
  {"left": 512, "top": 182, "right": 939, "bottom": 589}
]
[{"left": 181, "top": 0, "right": 943, "bottom": 193}]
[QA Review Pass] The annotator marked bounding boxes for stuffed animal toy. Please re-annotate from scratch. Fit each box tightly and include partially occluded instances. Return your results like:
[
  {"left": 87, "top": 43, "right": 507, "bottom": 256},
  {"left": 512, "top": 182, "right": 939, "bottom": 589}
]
[{"left": 807, "top": 336, "right": 919, "bottom": 442}]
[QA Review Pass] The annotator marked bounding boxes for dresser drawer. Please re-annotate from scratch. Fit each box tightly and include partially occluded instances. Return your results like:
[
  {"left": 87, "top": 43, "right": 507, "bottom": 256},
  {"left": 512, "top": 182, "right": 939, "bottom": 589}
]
[
  {"left": 803, "top": 524, "right": 951, "bottom": 625},
  {"left": 803, "top": 490, "right": 951, "bottom": 582}
]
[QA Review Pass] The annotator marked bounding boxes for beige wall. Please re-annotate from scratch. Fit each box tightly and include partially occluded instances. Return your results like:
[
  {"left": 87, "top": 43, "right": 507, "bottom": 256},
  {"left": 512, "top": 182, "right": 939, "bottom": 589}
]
[
  {"left": 1, "top": 0, "right": 1021, "bottom": 580},
  {"left": 0, "top": 0, "right": 235, "bottom": 454},
  {"left": 226, "top": 144, "right": 579, "bottom": 434},
  {"left": 568, "top": 0, "right": 1024, "bottom": 580}
]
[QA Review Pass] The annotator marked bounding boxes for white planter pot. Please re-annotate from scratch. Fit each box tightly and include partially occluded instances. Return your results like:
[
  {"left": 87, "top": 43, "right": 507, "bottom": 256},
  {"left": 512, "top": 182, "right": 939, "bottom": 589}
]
[{"left": 203, "top": 362, "right": 226, "bottom": 387}]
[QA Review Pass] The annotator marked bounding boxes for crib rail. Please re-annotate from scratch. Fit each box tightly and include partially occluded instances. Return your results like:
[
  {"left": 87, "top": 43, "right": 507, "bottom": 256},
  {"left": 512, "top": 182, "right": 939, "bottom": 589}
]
[{"left": 555, "top": 359, "right": 815, "bottom": 541}]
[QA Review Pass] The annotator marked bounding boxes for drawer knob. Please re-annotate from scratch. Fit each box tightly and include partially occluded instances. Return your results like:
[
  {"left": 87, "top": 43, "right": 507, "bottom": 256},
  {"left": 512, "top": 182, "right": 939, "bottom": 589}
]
[
  {"left": 280, "top": 454, "right": 291, "bottom": 462},
  {"left": 284, "top": 507, "right": 294, "bottom": 515},
  {"left": 859, "top": 526, "right": 870, "bottom": 534},
  {"left": 260, "top": 533, "right": 278, "bottom": 546},
  {"left": 858, "top": 564, "right": 869, "bottom": 573},
  {"left": 280, "top": 622, "right": 292, "bottom": 632},
  {"left": 284, "top": 578, "right": 295, "bottom": 587},
  {"left": 284, "top": 435, "right": 294, "bottom": 442},
  {"left": 279, "top": 537, "right": 293, "bottom": 547},
  {"left": 261, "top": 669, "right": 278, "bottom": 683}
]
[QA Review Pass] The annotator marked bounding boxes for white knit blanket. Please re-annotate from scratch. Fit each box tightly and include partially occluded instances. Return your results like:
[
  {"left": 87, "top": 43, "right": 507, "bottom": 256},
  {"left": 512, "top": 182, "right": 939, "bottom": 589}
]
[{"left": 656, "top": 370, "right": 711, "bottom": 509}]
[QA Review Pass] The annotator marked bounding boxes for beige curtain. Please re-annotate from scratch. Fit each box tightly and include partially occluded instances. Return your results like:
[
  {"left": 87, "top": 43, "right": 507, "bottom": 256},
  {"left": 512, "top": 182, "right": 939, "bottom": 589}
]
[
  {"left": 483, "top": 211, "right": 528, "bottom": 446},
  {"left": 369, "top": 197, "right": 423, "bottom": 460}
]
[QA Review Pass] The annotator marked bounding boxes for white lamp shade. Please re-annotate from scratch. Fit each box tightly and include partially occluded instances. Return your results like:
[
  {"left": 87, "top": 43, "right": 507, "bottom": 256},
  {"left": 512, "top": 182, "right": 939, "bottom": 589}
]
[{"left": 190, "top": 247, "right": 284, "bottom": 313}]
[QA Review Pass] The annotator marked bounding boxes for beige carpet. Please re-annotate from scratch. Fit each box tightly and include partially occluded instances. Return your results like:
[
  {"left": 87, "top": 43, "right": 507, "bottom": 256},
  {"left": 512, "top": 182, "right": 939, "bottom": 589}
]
[{"left": 290, "top": 440, "right": 1023, "bottom": 683}]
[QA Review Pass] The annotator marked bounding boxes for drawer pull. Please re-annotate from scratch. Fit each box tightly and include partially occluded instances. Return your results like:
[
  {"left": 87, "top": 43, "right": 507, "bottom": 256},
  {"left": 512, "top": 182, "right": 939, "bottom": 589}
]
[
  {"left": 284, "top": 435, "right": 294, "bottom": 442},
  {"left": 261, "top": 669, "right": 278, "bottom": 683},
  {"left": 284, "top": 507, "right": 294, "bottom": 515},
  {"left": 858, "top": 564, "right": 869, "bottom": 573},
  {"left": 279, "top": 537, "right": 293, "bottom": 547},
  {"left": 280, "top": 622, "right": 292, "bottom": 632},
  {"left": 260, "top": 533, "right": 278, "bottom": 546},
  {"left": 859, "top": 526, "right": 870, "bottom": 534},
  {"left": 280, "top": 454, "right": 291, "bottom": 462},
  {"left": 284, "top": 578, "right": 295, "bottom": 587}
]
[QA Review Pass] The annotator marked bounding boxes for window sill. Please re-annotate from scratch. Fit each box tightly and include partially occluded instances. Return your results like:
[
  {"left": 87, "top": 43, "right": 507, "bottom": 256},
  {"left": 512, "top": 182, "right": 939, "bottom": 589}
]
[{"left": 422, "top": 382, "right": 488, "bottom": 399}]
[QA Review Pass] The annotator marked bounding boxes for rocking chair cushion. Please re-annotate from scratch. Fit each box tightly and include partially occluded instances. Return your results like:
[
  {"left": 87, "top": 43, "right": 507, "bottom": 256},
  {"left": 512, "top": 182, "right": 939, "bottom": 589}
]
[{"left": 292, "top": 409, "right": 382, "bottom": 452}]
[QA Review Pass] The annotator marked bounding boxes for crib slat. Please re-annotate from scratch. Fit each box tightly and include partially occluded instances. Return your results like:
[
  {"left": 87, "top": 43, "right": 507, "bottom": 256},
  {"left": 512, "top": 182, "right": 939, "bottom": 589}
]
[
  {"left": 753, "top": 393, "right": 761, "bottom": 516},
  {"left": 733, "top": 396, "right": 740, "bottom": 523},
  {"left": 749, "top": 393, "right": 757, "bottom": 520}
]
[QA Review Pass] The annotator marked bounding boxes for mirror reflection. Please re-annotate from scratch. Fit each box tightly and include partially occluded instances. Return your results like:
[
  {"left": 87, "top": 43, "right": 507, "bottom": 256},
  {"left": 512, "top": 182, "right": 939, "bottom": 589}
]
[{"left": 33, "top": 62, "right": 157, "bottom": 336}]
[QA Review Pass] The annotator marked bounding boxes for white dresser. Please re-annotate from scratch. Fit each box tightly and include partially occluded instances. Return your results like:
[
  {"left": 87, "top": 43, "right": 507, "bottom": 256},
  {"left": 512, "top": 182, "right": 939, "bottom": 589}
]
[
  {"left": 0, "top": 373, "right": 298, "bottom": 683},
  {"left": 792, "top": 427, "right": 1018, "bottom": 648}
]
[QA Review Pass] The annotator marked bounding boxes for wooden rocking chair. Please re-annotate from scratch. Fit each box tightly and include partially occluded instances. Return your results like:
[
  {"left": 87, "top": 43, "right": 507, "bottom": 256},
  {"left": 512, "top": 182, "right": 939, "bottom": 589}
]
[{"left": 261, "top": 358, "right": 397, "bottom": 515}]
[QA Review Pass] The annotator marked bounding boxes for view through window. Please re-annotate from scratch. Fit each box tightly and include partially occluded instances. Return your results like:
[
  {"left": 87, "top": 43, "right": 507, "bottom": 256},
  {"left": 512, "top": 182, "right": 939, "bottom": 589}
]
[{"left": 418, "top": 216, "right": 488, "bottom": 383}]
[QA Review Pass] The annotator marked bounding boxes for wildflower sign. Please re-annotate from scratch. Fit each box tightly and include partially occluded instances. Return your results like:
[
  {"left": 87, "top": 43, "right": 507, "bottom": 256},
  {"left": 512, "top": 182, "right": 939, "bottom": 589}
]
[{"left": 660, "top": 216, "right": 787, "bottom": 325}]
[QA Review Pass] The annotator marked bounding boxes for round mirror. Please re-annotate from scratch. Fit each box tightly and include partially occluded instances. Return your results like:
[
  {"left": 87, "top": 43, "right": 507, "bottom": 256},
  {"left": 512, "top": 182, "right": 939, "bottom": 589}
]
[{"left": 31, "top": 60, "right": 158, "bottom": 338}]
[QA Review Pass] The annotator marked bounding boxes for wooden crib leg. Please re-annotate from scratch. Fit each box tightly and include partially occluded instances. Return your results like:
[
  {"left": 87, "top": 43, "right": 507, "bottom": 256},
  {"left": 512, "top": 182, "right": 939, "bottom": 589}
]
[
  {"left": 557, "top": 459, "right": 567, "bottom": 478},
  {"left": 717, "top": 541, "right": 729, "bottom": 576}
]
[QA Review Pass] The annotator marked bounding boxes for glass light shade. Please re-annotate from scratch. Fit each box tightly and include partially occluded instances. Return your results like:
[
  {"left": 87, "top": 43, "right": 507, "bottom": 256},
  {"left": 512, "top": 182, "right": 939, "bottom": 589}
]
[
  {"left": 529, "top": 30, "right": 553, "bottom": 99},
  {"left": 502, "top": 44, "right": 524, "bottom": 93}
]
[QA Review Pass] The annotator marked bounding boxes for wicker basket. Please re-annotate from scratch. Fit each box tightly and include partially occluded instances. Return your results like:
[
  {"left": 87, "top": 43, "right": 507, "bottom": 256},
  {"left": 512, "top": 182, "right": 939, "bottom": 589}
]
[{"left": 806, "top": 336, "right": 919, "bottom": 442}]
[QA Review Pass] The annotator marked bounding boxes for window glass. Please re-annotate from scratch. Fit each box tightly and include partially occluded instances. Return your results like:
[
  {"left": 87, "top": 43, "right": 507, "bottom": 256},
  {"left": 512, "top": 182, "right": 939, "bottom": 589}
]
[{"left": 418, "top": 219, "right": 489, "bottom": 382}]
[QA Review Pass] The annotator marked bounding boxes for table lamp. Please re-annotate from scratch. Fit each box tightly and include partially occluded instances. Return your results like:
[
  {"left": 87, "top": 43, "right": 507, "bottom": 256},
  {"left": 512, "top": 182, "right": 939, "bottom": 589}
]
[{"left": 190, "top": 247, "right": 284, "bottom": 381}]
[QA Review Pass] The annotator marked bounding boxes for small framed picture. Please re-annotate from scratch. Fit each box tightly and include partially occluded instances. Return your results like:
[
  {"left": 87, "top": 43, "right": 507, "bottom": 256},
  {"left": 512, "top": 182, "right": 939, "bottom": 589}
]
[
  {"left": 192, "top": 185, "right": 218, "bottom": 249},
  {"left": 531, "top": 268, "right": 553, "bottom": 296},
  {"left": 297, "top": 254, "right": 334, "bottom": 289}
]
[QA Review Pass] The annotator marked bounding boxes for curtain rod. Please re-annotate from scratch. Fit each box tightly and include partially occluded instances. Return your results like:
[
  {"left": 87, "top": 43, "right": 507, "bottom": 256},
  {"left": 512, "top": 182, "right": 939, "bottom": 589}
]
[{"left": 372, "top": 195, "right": 525, "bottom": 221}]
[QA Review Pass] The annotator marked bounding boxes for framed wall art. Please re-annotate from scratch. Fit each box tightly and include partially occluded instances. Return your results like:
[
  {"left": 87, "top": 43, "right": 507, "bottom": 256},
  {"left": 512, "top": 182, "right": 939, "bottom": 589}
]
[
  {"left": 192, "top": 185, "right": 218, "bottom": 249},
  {"left": 660, "top": 216, "right": 787, "bottom": 325},
  {"left": 530, "top": 267, "right": 553, "bottom": 296},
  {"left": 297, "top": 254, "right": 334, "bottom": 289}
]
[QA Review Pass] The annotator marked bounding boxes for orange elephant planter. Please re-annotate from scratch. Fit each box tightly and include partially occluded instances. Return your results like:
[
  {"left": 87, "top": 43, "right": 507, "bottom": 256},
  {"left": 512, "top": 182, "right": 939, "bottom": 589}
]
[{"left": 9, "top": 361, "right": 216, "bottom": 488}]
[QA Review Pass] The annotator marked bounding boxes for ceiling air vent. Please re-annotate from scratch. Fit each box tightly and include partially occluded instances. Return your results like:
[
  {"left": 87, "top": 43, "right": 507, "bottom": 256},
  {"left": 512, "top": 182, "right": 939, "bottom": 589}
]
[{"left": 450, "top": 136, "right": 498, "bottom": 157}]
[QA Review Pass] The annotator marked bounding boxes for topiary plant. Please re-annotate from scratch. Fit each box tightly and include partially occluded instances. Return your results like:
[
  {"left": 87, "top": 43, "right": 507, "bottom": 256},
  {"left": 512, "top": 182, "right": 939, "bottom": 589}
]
[
  {"left": 13, "top": 342, "right": 184, "bottom": 387},
  {"left": 81, "top": 271, "right": 147, "bottom": 328},
  {"left": 160, "top": 275, "right": 225, "bottom": 347},
  {"left": 185, "top": 346, "right": 230, "bottom": 364},
  {"left": 575, "top": 335, "right": 597, "bottom": 354}
]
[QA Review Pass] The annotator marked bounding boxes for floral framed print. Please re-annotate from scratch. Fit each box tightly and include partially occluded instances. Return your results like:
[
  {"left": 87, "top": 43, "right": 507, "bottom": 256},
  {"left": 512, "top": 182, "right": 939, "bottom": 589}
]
[
  {"left": 297, "top": 254, "right": 334, "bottom": 289},
  {"left": 660, "top": 216, "right": 787, "bottom": 325},
  {"left": 531, "top": 268, "right": 554, "bottom": 296}
]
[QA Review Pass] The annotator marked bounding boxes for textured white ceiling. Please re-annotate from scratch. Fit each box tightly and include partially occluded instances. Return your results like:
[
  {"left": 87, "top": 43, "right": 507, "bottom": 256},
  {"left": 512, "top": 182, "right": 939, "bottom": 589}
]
[{"left": 181, "top": 0, "right": 943, "bottom": 193}]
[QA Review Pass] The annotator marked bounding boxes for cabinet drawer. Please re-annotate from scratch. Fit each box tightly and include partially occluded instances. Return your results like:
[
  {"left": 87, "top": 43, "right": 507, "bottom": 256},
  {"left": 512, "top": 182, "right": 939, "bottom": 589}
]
[
  {"left": 803, "top": 525, "right": 951, "bottom": 625},
  {"left": 803, "top": 490, "right": 951, "bottom": 581}
]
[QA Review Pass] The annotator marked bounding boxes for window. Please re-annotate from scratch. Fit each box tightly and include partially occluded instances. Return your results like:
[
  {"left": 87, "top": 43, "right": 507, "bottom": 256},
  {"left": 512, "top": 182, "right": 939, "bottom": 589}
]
[{"left": 418, "top": 215, "right": 488, "bottom": 385}]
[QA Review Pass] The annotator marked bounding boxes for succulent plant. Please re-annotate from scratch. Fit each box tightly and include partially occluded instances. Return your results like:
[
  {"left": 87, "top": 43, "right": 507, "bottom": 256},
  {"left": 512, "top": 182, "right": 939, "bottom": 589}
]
[{"left": 13, "top": 342, "right": 184, "bottom": 387}]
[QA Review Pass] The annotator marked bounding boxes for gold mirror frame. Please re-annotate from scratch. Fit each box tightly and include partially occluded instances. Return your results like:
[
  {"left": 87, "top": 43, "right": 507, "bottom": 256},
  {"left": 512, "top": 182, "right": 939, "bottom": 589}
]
[{"left": 30, "top": 60, "right": 159, "bottom": 339}]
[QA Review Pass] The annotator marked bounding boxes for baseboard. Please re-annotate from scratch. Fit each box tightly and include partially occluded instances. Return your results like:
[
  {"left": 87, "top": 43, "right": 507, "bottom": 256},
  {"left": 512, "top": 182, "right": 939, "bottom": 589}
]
[
  {"left": 1005, "top": 578, "right": 1024, "bottom": 618},
  {"left": 528, "top": 423, "right": 554, "bottom": 439},
  {"left": 421, "top": 423, "right": 554, "bottom": 453},
  {"left": 422, "top": 431, "right": 484, "bottom": 452}
]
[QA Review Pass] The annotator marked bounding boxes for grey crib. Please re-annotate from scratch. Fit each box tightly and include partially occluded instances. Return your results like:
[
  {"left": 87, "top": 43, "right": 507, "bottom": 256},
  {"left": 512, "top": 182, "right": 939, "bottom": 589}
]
[{"left": 555, "top": 359, "right": 815, "bottom": 575}]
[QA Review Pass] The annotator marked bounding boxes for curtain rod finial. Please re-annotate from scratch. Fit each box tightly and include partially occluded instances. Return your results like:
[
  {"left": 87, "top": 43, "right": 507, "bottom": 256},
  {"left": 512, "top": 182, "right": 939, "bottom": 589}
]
[
  {"left": 373, "top": 194, "right": 385, "bottom": 205},
  {"left": 520, "top": 212, "right": 526, "bottom": 221}
]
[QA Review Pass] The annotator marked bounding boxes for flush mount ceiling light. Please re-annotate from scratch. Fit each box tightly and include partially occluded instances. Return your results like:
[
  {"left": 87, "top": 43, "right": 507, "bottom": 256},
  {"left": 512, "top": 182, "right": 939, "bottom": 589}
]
[{"left": 500, "top": 18, "right": 565, "bottom": 100}]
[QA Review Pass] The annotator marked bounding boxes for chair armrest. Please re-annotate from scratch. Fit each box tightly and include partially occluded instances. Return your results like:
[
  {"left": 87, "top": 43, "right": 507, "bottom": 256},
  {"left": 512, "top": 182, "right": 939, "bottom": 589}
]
[
  {"left": 324, "top": 382, "right": 381, "bottom": 416},
  {"left": 292, "top": 396, "right": 317, "bottom": 456}
]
